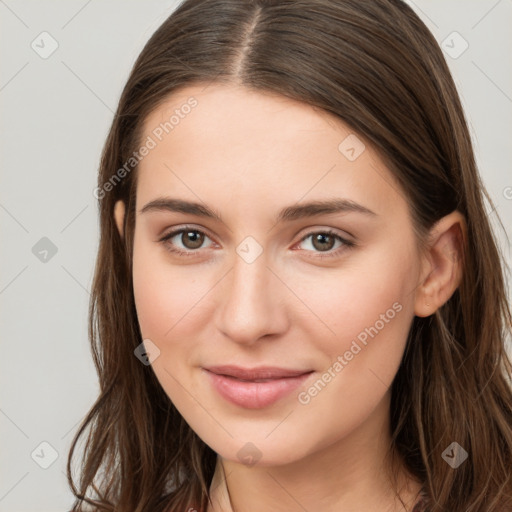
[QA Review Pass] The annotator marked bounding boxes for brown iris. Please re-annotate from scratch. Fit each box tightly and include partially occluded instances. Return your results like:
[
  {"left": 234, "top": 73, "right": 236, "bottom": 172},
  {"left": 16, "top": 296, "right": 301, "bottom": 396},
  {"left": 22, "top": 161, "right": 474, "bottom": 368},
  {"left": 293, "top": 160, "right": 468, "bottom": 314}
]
[
  {"left": 181, "top": 230, "right": 204, "bottom": 249},
  {"left": 311, "top": 233, "right": 336, "bottom": 252}
]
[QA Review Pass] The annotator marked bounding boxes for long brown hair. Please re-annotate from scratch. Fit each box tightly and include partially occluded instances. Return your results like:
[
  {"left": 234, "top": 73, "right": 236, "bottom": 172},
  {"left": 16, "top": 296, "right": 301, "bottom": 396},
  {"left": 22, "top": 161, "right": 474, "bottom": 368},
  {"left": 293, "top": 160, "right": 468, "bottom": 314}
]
[{"left": 67, "top": 0, "right": 512, "bottom": 510}]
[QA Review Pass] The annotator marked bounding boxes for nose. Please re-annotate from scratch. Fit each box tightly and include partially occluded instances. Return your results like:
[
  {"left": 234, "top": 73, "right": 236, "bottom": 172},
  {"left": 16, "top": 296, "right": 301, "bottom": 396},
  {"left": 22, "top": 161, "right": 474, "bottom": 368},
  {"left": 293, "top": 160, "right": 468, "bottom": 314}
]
[{"left": 214, "top": 248, "right": 289, "bottom": 346}]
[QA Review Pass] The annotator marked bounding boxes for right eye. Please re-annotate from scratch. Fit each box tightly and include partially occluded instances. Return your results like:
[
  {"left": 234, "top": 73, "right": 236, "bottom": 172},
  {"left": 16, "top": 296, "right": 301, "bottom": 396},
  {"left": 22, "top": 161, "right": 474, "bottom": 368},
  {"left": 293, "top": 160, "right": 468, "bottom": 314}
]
[{"left": 159, "top": 226, "right": 215, "bottom": 257}]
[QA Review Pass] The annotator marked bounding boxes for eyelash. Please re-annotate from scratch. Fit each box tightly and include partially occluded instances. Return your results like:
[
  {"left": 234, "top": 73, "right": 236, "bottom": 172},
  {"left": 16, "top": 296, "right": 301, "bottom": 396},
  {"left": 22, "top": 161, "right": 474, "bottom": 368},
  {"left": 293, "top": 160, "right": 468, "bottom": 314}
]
[{"left": 158, "top": 226, "right": 355, "bottom": 259}]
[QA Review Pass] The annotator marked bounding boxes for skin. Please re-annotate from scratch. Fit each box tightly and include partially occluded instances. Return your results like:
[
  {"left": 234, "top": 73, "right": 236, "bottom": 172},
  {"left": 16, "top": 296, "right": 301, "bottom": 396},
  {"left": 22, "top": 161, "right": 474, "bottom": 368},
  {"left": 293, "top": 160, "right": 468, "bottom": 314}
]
[{"left": 114, "top": 83, "right": 465, "bottom": 512}]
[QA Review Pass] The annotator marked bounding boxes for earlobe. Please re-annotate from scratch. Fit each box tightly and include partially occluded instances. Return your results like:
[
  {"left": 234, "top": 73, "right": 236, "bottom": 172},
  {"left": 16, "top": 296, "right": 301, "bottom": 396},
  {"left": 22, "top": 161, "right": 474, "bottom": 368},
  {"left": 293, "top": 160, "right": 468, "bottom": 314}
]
[
  {"left": 114, "top": 200, "right": 126, "bottom": 239},
  {"left": 414, "top": 211, "right": 466, "bottom": 317}
]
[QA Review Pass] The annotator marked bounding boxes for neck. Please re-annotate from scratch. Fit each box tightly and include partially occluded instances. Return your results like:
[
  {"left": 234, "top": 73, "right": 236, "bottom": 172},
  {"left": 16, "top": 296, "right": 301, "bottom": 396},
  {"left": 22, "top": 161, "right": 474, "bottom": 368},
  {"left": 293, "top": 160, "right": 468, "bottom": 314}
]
[{"left": 206, "top": 394, "right": 422, "bottom": 512}]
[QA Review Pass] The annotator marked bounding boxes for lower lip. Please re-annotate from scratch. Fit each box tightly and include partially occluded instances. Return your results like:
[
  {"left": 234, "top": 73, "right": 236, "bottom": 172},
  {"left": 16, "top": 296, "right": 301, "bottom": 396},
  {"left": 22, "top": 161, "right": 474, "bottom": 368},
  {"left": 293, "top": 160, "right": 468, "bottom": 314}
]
[{"left": 205, "top": 370, "right": 313, "bottom": 409}]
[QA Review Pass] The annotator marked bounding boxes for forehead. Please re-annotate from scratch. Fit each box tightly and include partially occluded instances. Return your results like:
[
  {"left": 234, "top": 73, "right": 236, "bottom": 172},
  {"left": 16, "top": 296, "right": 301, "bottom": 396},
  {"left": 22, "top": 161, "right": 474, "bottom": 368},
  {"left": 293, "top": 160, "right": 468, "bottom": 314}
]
[{"left": 136, "top": 83, "right": 408, "bottom": 222}]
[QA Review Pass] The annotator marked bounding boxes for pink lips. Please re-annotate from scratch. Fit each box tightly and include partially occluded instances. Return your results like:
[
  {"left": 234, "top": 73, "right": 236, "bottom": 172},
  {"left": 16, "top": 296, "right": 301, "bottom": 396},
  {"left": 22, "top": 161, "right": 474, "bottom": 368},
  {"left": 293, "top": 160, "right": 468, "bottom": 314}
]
[{"left": 204, "top": 365, "right": 313, "bottom": 409}]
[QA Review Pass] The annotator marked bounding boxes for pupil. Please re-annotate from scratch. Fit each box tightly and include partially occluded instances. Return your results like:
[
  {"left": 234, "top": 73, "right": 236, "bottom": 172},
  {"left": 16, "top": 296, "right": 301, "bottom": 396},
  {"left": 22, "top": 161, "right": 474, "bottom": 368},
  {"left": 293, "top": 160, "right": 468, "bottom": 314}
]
[
  {"left": 313, "top": 233, "right": 333, "bottom": 251},
  {"left": 184, "top": 231, "right": 203, "bottom": 249}
]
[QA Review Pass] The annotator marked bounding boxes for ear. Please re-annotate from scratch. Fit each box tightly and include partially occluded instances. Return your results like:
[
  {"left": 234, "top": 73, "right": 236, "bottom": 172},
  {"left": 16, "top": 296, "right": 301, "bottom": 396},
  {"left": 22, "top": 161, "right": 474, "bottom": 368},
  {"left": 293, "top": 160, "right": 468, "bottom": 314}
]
[
  {"left": 114, "top": 200, "right": 126, "bottom": 239},
  {"left": 414, "top": 211, "right": 466, "bottom": 317}
]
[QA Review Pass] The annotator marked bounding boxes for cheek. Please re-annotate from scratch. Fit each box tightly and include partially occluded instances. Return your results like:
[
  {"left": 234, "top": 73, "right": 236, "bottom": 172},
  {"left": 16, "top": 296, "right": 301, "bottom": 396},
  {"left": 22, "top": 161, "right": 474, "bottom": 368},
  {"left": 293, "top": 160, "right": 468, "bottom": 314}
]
[
  {"left": 132, "top": 237, "right": 210, "bottom": 343},
  {"left": 288, "top": 244, "right": 418, "bottom": 420},
  {"left": 289, "top": 243, "right": 417, "bottom": 350}
]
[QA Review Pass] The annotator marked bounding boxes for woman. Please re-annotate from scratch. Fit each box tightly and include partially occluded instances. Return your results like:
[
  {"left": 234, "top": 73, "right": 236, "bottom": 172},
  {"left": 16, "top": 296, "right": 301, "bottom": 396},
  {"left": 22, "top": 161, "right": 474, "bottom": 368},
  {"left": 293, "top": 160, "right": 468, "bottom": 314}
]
[{"left": 67, "top": 0, "right": 512, "bottom": 510}]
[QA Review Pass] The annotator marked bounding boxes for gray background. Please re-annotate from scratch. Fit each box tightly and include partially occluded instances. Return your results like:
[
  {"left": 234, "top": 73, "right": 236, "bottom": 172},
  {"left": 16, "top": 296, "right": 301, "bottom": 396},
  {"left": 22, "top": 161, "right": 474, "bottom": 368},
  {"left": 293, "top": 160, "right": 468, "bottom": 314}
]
[{"left": 1, "top": 1, "right": 511, "bottom": 510}]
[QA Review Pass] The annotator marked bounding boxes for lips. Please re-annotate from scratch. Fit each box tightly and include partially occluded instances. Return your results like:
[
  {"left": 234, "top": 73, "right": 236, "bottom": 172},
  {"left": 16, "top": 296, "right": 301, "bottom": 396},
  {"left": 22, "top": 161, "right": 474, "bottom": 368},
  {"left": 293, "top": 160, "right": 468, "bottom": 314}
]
[
  {"left": 203, "top": 365, "right": 314, "bottom": 409},
  {"left": 206, "top": 365, "right": 311, "bottom": 380}
]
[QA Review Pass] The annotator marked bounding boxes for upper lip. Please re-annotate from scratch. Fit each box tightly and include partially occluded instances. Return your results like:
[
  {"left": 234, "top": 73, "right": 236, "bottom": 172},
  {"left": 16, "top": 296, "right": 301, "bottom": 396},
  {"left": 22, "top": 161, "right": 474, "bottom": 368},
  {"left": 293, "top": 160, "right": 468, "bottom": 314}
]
[{"left": 204, "top": 365, "right": 313, "bottom": 380}]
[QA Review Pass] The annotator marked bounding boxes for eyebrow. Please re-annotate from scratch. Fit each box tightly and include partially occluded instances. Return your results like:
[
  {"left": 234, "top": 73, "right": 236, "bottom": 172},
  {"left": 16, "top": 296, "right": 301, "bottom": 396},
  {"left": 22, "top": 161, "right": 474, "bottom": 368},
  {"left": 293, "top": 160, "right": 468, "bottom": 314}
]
[{"left": 139, "top": 197, "right": 377, "bottom": 223}]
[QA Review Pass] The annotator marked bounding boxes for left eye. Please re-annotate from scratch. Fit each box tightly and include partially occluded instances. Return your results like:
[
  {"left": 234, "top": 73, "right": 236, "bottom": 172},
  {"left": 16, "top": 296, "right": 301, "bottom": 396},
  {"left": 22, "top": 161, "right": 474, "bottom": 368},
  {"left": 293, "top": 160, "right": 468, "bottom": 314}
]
[{"left": 296, "top": 230, "right": 353, "bottom": 256}]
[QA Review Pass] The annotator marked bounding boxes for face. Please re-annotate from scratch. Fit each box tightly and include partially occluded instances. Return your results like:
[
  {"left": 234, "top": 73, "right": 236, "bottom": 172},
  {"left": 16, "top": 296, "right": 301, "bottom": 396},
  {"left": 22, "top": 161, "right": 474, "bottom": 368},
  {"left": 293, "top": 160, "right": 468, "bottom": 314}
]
[{"left": 127, "top": 83, "right": 425, "bottom": 466}]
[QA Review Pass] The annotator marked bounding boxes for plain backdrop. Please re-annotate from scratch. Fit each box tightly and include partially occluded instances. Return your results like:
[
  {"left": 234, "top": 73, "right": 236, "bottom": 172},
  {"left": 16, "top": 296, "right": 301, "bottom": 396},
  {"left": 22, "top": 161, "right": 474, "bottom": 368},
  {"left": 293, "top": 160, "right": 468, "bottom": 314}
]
[{"left": 1, "top": 1, "right": 511, "bottom": 510}]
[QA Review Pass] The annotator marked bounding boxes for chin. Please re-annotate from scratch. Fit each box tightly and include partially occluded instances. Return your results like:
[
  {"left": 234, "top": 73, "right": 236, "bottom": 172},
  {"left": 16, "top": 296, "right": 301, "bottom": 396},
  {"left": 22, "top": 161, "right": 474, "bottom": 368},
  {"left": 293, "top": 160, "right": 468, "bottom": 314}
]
[{"left": 195, "top": 424, "right": 314, "bottom": 468}]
